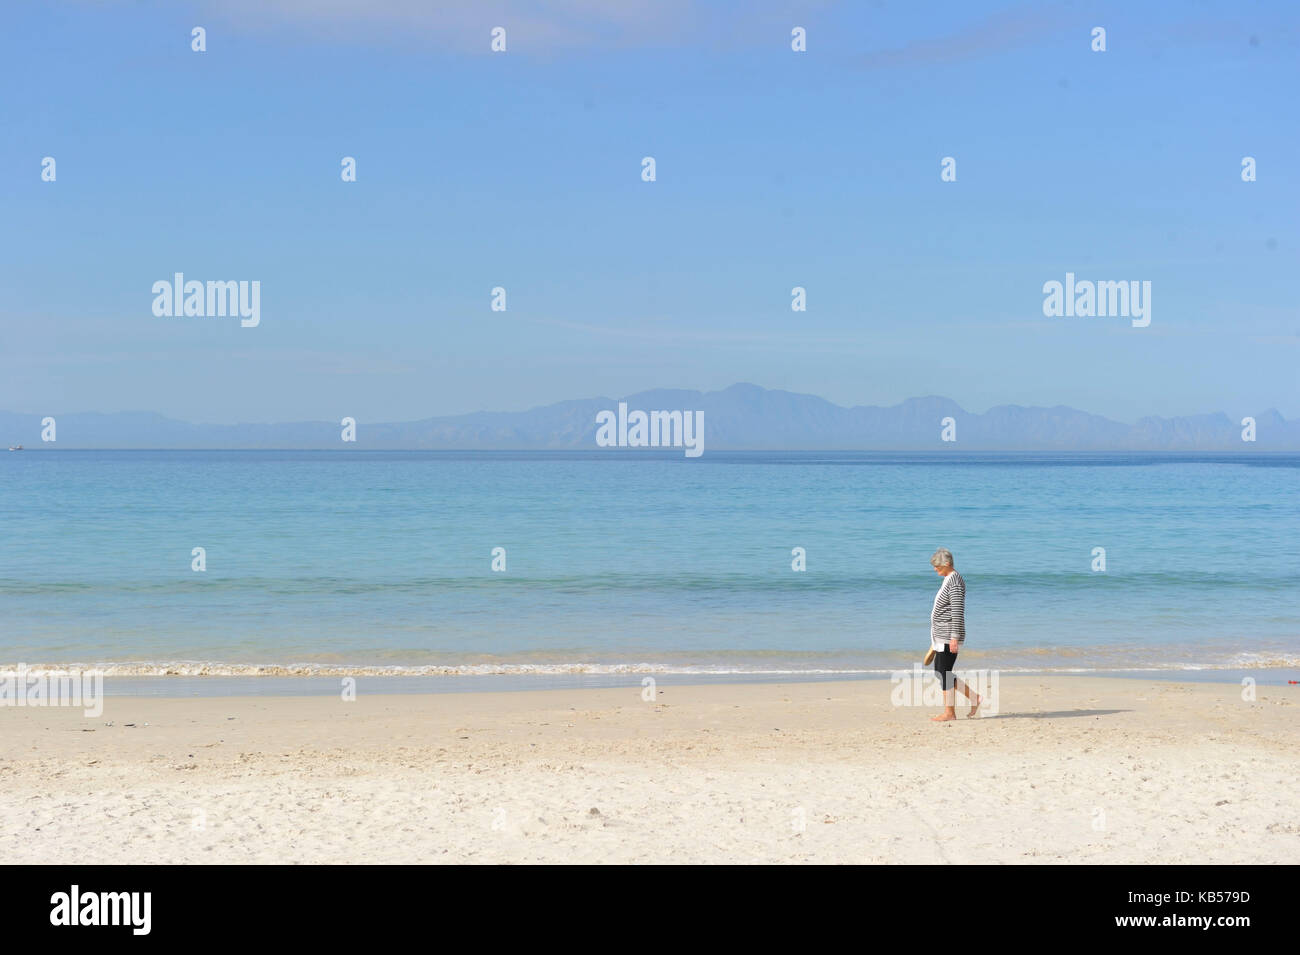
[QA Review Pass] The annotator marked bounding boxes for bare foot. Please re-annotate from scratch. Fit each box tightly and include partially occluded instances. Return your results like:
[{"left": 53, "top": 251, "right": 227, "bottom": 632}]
[
  {"left": 968, "top": 696, "right": 982, "bottom": 718},
  {"left": 931, "top": 713, "right": 956, "bottom": 722}
]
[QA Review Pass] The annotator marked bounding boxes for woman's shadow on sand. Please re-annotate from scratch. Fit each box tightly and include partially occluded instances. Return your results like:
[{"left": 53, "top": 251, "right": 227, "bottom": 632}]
[{"left": 980, "top": 709, "right": 1129, "bottom": 719}]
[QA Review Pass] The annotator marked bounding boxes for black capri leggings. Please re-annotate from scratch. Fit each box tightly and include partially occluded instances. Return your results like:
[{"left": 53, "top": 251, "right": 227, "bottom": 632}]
[{"left": 933, "top": 647, "right": 958, "bottom": 691}]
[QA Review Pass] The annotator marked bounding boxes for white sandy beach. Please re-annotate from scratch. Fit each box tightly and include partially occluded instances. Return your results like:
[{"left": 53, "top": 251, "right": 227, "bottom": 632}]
[{"left": 4, "top": 676, "right": 1297, "bottom": 864}]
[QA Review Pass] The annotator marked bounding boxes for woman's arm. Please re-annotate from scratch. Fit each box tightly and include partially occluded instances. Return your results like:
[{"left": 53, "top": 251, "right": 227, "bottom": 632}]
[{"left": 948, "top": 576, "right": 965, "bottom": 651}]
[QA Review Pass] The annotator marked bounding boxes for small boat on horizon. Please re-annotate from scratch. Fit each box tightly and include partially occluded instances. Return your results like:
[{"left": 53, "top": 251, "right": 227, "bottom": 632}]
[{"left": 7, "top": 444, "right": 22, "bottom": 451}]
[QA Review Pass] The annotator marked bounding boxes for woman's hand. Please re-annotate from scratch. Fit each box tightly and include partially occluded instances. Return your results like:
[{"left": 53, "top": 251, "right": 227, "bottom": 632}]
[{"left": 949, "top": 638, "right": 958, "bottom": 653}]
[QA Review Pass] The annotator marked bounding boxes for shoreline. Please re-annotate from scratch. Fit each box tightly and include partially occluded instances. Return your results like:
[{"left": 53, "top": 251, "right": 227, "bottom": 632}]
[
  {"left": 1, "top": 665, "right": 1294, "bottom": 699},
  {"left": 6, "top": 675, "right": 1298, "bottom": 863}
]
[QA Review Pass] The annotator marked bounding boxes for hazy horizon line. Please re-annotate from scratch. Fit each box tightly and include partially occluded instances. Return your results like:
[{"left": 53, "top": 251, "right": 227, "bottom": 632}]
[{"left": 0, "top": 382, "right": 1292, "bottom": 428}]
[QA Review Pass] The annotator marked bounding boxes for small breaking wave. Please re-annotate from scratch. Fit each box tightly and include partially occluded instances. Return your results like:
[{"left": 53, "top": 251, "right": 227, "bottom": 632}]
[{"left": 3, "top": 655, "right": 1297, "bottom": 678}]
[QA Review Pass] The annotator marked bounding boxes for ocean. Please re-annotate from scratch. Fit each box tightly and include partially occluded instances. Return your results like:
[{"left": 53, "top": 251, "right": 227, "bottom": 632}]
[{"left": 2, "top": 450, "right": 1296, "bottom": 686}]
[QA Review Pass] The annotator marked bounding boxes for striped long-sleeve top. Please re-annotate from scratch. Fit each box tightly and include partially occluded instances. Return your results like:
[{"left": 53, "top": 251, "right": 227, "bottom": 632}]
[{"left": 930, "top": 571, "right": 966, "bottom": 651}]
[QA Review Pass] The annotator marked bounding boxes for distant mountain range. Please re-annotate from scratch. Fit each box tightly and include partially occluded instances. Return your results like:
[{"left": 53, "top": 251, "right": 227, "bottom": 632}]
[{"left": 2, "top": 384, "right": 1296, "bottom": 450}]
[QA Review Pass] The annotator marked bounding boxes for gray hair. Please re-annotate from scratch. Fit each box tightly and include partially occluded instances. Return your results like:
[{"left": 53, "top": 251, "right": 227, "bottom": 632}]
[{"left": 930, "top": 548, "right": 954, "bottom": 568}]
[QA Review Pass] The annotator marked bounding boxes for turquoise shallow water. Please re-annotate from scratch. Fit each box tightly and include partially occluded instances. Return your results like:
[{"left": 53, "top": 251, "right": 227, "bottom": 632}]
[{"left": 1, "top": 450, "right": 1296, "bottom": 675}]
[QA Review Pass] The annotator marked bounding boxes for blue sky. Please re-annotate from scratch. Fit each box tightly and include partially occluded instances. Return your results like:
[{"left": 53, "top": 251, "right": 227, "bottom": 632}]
[{"left": 2, "top": 0, "right": 1297, "bottom": 423}]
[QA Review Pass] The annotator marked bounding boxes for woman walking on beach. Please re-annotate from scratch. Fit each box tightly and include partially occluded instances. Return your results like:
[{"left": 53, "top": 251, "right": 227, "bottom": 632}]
[{"left": 929, "top": 548, "right": 980, "bottom": 721}]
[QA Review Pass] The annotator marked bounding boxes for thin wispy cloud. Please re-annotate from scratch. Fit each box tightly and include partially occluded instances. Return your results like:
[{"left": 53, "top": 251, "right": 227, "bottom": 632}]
[
  {"left": 859, "top": 3, "right": 1072, "bottom": 70},
  {"left": 514, "top": 313, "right": 882, "bottom": 348},
  {"left": 189, "top": 0, "right": 824, "bottom": 53}
]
